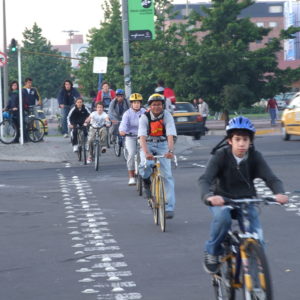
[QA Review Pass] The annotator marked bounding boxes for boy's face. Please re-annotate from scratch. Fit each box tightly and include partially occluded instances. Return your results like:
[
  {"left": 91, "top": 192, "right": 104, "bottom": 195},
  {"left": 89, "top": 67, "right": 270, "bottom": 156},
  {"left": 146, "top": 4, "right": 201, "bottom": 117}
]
[
  {"left": 228, "top": 134, "right": 251, "bottom": 158},
  {"left": 96, "top": 104, "right": 104, "bottom": 113},
  {"left": 76, "top": 99, "right": 83, "bottom": 109}
]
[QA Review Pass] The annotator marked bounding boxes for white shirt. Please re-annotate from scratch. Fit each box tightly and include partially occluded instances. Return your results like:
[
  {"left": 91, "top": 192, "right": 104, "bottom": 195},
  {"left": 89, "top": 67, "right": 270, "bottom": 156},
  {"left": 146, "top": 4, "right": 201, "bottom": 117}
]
[{"left": 90, "top": 111, "right": 108, "bottom": 127}]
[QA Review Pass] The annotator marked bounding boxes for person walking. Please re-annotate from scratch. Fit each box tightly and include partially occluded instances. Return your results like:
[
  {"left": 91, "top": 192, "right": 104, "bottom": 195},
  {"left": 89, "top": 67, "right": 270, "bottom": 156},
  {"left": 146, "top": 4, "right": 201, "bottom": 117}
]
[
  {"left": 192, "top": 98, "right": 199, "bottom": 111},
  {"left": 198, "top": 97, "right": 209, "bottom": 133},
  {"left": 266, "top": 97, "right": 278, "bottom": 126},
  {"left": 57, "top": 79, "right": 80, "bottom": 138}
]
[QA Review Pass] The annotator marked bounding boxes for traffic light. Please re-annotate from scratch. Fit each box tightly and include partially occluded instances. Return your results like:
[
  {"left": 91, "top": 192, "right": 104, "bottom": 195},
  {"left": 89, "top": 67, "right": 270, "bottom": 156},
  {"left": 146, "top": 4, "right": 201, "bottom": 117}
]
[{"left": 11, "top": 38, "right": 17, "bottom": 52}]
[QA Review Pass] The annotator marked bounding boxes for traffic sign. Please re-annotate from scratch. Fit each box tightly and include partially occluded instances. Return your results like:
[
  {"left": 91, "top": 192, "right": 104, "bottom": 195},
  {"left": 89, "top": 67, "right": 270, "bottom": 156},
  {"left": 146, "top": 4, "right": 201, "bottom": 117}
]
[
  {"left": 0, "top": 51, "right": 8, "bottom": 67},
  {"left": 93, "top": 57, "right": 108, "bottom": 74}
]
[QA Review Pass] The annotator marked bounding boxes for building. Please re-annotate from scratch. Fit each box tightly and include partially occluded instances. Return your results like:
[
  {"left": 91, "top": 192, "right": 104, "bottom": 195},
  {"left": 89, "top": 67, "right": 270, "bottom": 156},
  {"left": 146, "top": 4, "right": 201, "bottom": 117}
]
[{"left": 170, "top": 1, "right": 300, "bottom": 71}]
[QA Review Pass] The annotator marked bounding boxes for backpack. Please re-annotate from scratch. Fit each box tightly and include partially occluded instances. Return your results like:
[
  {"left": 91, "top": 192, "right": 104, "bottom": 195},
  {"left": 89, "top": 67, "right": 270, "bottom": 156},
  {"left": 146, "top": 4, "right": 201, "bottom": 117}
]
[{"left": 145, "top": 111, "right": 166, "bottom": 136}]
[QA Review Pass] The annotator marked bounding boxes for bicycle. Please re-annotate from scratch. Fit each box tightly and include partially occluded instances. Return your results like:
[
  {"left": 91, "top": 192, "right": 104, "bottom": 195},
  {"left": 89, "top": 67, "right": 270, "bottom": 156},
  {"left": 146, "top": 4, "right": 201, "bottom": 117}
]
[
  {"left": 24, "top": 108, "right": 45, "bottom": 143},
  {"left": 75, "top": 125, "right": 88, "bottom": 165},
  {"left": 112, "top": 133, "right": 125, "bottom": 158},
  {"left": 0, "top": 112, "right": 17, "bottom": 144},
  {"left": 90, "top": 125, "right": 106, "bottom": 171},
  {"left": 211, "top": 197, "right": 279, "bottom": 300}
]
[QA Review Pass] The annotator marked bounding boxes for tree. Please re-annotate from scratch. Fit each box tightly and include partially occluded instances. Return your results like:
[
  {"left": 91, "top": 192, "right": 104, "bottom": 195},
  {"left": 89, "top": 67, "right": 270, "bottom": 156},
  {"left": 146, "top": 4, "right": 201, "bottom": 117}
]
[{"left": 8, "top": 23, "right": 71, "bottom": 99}]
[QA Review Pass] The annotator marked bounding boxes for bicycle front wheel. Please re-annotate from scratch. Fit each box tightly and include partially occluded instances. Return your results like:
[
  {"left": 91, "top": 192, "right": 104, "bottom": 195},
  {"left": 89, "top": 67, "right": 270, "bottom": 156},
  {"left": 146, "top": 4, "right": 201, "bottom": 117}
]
[
  {"left": 157, "top": 176, "right": 166, "bottom": 232},
  {"left": 0, "top": 120, "right": 17, "bottom": 144},
  {"left": 27, "top": 118, "right": 45, "bottom": 142},
  {"left": 82, "top": 134, "right": 87, "bottom": 165},
  {"left": 94, "top": 141, "right": 100, "bottom": 171},
  {"left": 151, "top": 177, "right": 159, "bottom": 226},
  {"left": 242, "top": 241, "right": 273, "bottom": 300},
  {"left": 113, "top": 136, "right": 121, "bottom": 157}
]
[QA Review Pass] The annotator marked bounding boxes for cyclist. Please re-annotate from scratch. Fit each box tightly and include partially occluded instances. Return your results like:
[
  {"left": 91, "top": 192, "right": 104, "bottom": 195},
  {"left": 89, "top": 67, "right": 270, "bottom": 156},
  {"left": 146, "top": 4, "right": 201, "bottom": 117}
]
[
  {"left": 108, "top": 88, "right": 130, "bottom": 143},
  {"left": 138, "top": 93, "right": 177, "bottom": 219},
  {"left": 198, "top": 116, "right": 288, "bottom": 274},
  {"left": 119, "top": 93, "right": 146, "bottom": 185},
  {"left": 95, "top": 81, "right": 116, "bottom": 111},
  {"left": 85, "top": 102, "right": 111, "bottom": 163},
  {"left": 67, "top": 97, "right": 90, "bottom": 152}
]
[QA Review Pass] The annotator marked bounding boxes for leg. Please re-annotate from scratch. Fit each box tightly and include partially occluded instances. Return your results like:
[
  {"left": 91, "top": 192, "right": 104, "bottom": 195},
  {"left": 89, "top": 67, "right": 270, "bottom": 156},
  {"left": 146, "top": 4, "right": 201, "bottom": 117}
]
[
  {"left": 205, "top": 206, "right": 232, "bottom": 255},
  {"left": 71, "top": 128, "right": 78, "bottom": 146},
  {"left": 88, "top": 127, "right": 96, "bottom": 157},
  {"left": 125, "top": 136, "right": 136, "bottom": 172},
  {"left": 61, "top": 106, "right": 70, "bottom": 135},
  {"left": 247, "top": 205, "right": 264, "bottom": 245}
]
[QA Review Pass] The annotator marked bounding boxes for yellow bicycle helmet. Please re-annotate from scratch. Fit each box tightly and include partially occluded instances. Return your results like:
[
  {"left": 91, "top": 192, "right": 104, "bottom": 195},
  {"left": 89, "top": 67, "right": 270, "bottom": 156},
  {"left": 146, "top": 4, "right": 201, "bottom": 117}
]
[{"left": 129, "top": 93, "right": 143, "bottom": 101}]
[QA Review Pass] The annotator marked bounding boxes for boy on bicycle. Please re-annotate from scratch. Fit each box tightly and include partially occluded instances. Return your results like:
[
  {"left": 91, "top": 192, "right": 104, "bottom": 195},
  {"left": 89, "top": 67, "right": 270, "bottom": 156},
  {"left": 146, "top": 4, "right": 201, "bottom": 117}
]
[
  {"left": 67, "top": 97, "right": 90, "bottom": 152},
  {"left": 138, "top": 93, "right": 177, "bottom": 219},
  {"left": 85, "top": 102, "right": 111, "bottom": 163},
  {"left": 198, "top": 116, "right": 288, "bottom": 274}
]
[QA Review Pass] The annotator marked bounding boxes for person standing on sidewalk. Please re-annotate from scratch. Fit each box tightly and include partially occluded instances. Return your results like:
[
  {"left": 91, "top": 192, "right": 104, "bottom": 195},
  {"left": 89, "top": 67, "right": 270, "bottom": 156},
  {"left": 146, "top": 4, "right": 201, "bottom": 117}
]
[
  {"left": 57, "top": 80, "right": 80, "bottom": 138},
  {"left": 266, "top": 97, "right": 278, "bottom": 126},
  {"left": 22, "top": 78, "right": 42, "bottom": 109},
  {"left": 198, "top": 97, "right": 209, "bottom": 133}
]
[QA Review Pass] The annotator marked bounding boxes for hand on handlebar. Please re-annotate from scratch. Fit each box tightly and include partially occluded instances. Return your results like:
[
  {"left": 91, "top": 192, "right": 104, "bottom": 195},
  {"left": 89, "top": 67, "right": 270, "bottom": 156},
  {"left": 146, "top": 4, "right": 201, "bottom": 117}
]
[
  {"left": 207, "top": 195, "right": 225, "bottom": 206},
  {"left": 146, "top": 152, "right": 154, "bottom": 160},
  {"left": 275, "top": 194, "right": 288, "bottom": 205},
  {"left": 164, "top": 152, "right": 174, "bottom": 159},
  {"left": 119, "top": 131, "right": 126, "bottom": 136}
]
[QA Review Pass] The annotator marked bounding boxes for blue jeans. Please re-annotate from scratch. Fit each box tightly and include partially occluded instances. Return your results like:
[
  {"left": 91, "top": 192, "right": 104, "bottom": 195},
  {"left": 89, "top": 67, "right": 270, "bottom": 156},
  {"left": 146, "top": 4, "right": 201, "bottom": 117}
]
[
  {"left": 269, "top": 108, "right": 277, "bottom": 125},
  {"left": 205, "top": 205, "right": 263, "bottom": 256},
  {"left": 61, "top": 105, "right": 71, "bottom": 134},
  {"left": 139, "top": 141, "right": 176, "bottom": 212}
]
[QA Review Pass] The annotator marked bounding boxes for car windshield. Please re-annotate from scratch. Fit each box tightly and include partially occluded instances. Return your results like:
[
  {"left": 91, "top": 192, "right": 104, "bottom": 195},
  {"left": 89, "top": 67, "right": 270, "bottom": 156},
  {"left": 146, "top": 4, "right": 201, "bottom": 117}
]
[{"left": 174, "top": 103, "right": 195, "bottom": 113}]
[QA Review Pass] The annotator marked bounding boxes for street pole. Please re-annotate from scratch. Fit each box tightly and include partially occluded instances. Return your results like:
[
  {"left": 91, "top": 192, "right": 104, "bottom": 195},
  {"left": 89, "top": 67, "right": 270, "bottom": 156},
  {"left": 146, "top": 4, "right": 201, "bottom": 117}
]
[
  {"left": 18, "top": 47, "right": 24, "bottom": 145},
  {"left": 0, "top": 67, "right": 3, "bottom": 123},
  {"left": 2, "top": 0, "right": 8, "bottom": 106},
  {"left": 121, "top": 0, "right": 131, "bottom": 98}
]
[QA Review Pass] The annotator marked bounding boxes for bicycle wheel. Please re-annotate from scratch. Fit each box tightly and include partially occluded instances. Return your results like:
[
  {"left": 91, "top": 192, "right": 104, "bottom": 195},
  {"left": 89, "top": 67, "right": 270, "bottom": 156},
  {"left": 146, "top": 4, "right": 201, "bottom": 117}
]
[
  {"left": 213, "top": 255, "right": 236, "bottom": 300},
  {"left": 82, "top": 134, "right": 87, "bottom": 165},
  {"left": 114, "top": 136, "right": 121, "bottom": 157},
  {"left": 157, "top": 176, "right": 166, "bottom": 232},
  {"left": 106, "top": 127, "right": 110, "bottom": 148},
  {"left": 94, "top": 141, "right": 100, "bottom": 171},
  {"left": 136, "top": 174, "right": 143, "bottom": 196},
  {"left": 151, "top": 177, "right": 159, "bottom": 226},
  {"left": 0, "top": 120, "right": 17, "bottom": 144},
  {"left": 242, "top": 241, "right": 272, "bottom": 300},
  {"left": 27, "top": 118, "right": 45, "bottom": 142}
]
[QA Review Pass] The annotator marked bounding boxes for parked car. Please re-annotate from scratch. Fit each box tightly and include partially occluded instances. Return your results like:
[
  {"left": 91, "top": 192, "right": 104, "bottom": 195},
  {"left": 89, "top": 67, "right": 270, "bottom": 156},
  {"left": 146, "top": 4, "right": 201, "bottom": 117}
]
[
  {"left": 281, "top": 94, "right": 300, "bottom": 140},
  {"left": 172, "top": 102, "right": 205, "bottom": 139},
  {"left": 37, "top": 109, "right": 48, "bottom": 135},
  {"left": 275, "top": 92, "right": 297, "bottom": 110}
]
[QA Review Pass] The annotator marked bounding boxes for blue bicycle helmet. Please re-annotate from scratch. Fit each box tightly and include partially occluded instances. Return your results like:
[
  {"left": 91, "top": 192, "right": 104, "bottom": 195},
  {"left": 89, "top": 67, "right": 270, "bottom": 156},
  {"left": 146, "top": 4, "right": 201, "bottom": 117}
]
[
  {"left": 2, "top": 111, "right": 11, "bottom": 119},
  {"left": 116, "top": 88, "right": 124, "bottom": 95},
  {"left": 226, "top": 116, "right": 256, "bottom": 134}
]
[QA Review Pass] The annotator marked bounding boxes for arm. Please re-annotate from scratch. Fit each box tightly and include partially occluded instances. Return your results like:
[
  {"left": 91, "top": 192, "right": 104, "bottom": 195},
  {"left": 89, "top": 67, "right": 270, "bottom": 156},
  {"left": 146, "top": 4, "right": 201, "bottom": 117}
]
[
  {"left": 67, "top": 107, "right": 75, "bottom": 128},
  {"left": 119, "top": 110, "right": 129, "bottom": 135},
  {"left": 96, "top": 90, "right": 102, "bottom": 102},
  {"left": 57, "top": 89, "right": 64, "bottom": 107}
]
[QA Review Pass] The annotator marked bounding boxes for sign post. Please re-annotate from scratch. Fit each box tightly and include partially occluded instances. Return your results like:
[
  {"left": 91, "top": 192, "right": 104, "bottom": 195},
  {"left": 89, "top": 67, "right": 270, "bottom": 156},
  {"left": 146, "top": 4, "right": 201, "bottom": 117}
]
[
  {"left": 0, "top": 51, "right": 8, "bottom": 124},
  {"left": 93, "top": 57, "right": 108, "bottom": 92}
]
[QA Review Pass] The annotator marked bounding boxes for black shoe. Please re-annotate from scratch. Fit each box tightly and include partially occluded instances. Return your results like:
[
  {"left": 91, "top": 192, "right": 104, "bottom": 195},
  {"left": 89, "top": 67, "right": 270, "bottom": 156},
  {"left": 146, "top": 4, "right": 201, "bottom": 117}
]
[
  {"left": 203, "top": 252, "right": 220, "bottom": 274},
  {"left": 143, "top": 178, "right": 151, "bottom": 199},
  {"left": 165, "top": 211, "right": 174, "bottom": 219}
]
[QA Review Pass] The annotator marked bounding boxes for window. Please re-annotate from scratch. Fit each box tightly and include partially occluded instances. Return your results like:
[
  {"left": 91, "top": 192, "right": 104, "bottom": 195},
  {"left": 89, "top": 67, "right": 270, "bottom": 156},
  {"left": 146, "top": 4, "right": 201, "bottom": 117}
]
[
  {"left": 269, "top": 21, "right": 278, "bottom": 28},
  {"left": 256, "top": 40, "right": 262, "bottom": 44},
  {"left": 269, "top": 6, "right": 282, "bottom": 13},
  {"left": 256, "top": 22, "right": 264, "bottom": 27}
]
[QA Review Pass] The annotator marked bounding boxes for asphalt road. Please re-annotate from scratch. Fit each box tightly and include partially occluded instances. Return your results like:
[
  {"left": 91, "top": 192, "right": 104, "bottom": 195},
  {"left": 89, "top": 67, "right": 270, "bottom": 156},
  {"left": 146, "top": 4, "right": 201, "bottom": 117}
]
[{"left": 0, "top": 135, "right": 299, "bottom": 300}]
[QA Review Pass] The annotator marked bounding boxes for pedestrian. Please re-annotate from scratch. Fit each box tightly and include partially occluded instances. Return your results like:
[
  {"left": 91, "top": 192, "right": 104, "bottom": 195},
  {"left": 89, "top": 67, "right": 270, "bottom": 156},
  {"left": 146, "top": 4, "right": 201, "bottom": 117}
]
[
  {"left": 198, "top": 97, "right": 209, "bottom": 133},
  {"left": 57, "top": 79, "right": 80, "bottom": 138},
  {"left": 157, "top": 79, "right": 176, "bottom": 104},
  {"left": 266, "top": 97, "right": 278, "bottom": 126},
  {"left": 192, "top": 98, "right": 199, "bottom": 111},
  {"left": 22, "top": 77, "right": 42, "bottom": 110},
  {"left": 95, "top": 81, "right": 116, "bottom": 111}
]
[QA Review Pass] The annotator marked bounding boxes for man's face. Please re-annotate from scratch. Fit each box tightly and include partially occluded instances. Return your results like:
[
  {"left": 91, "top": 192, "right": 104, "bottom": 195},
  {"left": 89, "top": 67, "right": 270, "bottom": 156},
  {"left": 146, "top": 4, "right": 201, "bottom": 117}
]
[
  {"left": 25, "top": 80, "right": 32, "bottom": 88},
  {"left": 228, "top": 135, "right": 251, "bottom": 158},
  {"left": 116, "top": 94, "right": 124, "bottom": 102},
  {"left": 150, "top": 101, "right": 163, "bottom": 115},
  {"left": 65, "top": 82, "right": 71, "bottom": 90}
]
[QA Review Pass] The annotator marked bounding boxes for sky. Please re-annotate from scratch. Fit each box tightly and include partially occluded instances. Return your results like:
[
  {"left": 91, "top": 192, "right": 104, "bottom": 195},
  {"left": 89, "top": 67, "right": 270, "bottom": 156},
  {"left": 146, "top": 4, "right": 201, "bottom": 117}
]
[{"left": 0, "top": 0, "right": 282, "bottom": 49}]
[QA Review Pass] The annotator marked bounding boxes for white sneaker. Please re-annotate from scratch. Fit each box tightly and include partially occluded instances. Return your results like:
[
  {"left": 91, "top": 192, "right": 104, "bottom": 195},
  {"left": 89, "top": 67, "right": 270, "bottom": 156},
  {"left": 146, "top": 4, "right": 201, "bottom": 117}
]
[
  {"left": 73, "top": 145, "right": 78, "bottom": 152},
  {"left": 64, "top": 134, "right": 69, "bottom": 138},
  {"left": 128, "top": 177, "right": 136, "bottom": 186}
]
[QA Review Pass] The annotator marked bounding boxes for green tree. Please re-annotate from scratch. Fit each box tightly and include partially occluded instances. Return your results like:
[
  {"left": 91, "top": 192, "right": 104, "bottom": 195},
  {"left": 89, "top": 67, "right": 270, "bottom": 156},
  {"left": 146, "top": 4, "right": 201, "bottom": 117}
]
[{"left": 8, "top": 23, "right": 71, "bottom": 99}]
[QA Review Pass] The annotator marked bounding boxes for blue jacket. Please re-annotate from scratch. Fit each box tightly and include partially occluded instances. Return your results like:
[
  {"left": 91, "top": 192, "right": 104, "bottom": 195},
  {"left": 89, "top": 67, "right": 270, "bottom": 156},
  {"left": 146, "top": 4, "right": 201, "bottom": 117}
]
[
  {"left": 22, "top": 87, "right": 41, "bottom": 107},
  {"left": 57, "top": 87, "right": 80, "bottom": 106}
]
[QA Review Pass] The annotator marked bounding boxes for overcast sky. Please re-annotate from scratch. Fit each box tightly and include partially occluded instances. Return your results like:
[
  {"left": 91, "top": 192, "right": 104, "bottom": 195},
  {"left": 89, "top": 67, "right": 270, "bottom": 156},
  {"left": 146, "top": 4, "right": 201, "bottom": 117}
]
[{"left": 0, "top": 0, "right": 282, "bottom": 49}]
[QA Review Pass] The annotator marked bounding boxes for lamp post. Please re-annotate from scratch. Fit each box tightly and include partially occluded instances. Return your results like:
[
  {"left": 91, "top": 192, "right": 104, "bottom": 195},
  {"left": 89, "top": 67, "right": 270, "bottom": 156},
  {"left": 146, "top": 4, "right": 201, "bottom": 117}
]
[{"left": 2, "top": 0, "right": 8, "bottom": 106}]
